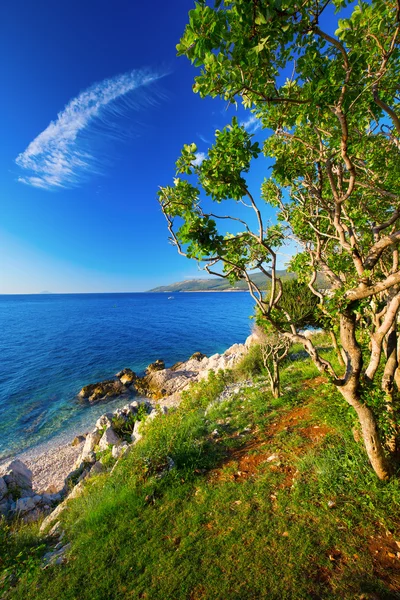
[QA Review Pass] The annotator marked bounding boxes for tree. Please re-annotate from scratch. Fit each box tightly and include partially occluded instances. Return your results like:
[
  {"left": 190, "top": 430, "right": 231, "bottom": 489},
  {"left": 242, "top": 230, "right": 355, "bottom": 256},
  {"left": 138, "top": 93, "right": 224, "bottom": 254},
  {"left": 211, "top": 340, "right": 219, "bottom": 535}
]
[
  {"left": 254, "top": 325, "right": 291, "bottom": 398},
  {"left": 158, "top": 0, "right": 400, "bottom": 479}
]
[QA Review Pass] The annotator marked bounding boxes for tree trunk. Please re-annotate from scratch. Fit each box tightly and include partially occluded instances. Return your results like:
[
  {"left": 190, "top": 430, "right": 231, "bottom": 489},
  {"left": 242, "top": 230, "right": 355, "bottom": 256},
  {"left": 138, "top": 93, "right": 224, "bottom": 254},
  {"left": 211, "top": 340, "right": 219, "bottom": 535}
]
[
  {"left": 266, "top": 360, "right": 280, "bottom": 398},
  {"left": 339, "top": 310, "right": 392, "bottom": 480},
  {"left": 382, "top": 325, "right": 399, "bottom": 454},
  {"left": 272, "top": 359, "right": 280, "bottom": 398},
  {"left": 340, "top": 389, "right": 392, "bottom": 479},
  {"left": 329, "top": 329, "right": 345, "bottom": 367}
]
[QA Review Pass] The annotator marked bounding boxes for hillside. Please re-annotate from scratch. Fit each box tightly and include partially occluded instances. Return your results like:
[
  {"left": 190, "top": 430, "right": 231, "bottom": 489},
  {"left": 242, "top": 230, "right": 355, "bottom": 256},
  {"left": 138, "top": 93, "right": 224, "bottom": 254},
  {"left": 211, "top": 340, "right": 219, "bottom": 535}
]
[
  {"left": 3, "top": 336, "right": 400, "bottom": 599},
  {"left": 148, "top": 271, "right": 294, "bottom": 292}
]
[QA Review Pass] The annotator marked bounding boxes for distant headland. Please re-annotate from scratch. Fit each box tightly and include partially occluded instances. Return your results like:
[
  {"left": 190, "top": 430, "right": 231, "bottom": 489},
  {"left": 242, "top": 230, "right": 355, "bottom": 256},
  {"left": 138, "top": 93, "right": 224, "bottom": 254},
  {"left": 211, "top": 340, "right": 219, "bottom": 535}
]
[{"left": 148, "top": 271, "right": 294, "bottom": 293}]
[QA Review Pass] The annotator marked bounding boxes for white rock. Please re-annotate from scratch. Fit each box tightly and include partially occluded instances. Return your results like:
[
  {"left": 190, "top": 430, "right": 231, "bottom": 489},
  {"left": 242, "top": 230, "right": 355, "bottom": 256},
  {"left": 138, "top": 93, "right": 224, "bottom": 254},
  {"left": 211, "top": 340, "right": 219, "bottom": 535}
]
[
  {"left": 225, "top": 343, "right": 242, "bottom": 356},
  {"left": 15, "top": 496, "right": 38, "bottom": 513},
  {"left": 133, "top": 420, "right": 143, "bottom": 435},
  {"left": 48, "top": 521, "right": 62, "bottom": 537},
  {"left": 81, "top": 431, "right": 101, "bottom": 460},
  {"left": 114, "top": 408, "right": 126, "bottom": 418},
  {"left": 98, "top": 426, "right": 120, "bottom": 451},
  {"left": 0, "top": 476, "right": 8, "bottom": 500},
  {"left": 68, "top": 481, "right": 84, "bottom": 499},
  {"left": 95, "top": 413, "right": 113, "bottom": 429},
  {"left": 40, "top": 502, "right": 68, "bottom": 533},
  {"left": 131, "top": 421, "right": 143, "bottom": 444},
  {"left": 85, "top": 451, "right": 97, "bottom": 465},
  {"left": 43, "top": 542, "right": 71, "bottom": 567},
  {"left": 1, "top": 460, "right": 33, "bottom": 496},
  {"left": 112, "top": 442, "right": 129, "bottom": 459},
  {"left": 89, "top": 461, "right": 105, "bottom": 476},
  {"left": 42, "top": 492, "right": 61, "bottom": 505},
  {"left": 245, "top": 333, "right": 260, "bottom": 347}
]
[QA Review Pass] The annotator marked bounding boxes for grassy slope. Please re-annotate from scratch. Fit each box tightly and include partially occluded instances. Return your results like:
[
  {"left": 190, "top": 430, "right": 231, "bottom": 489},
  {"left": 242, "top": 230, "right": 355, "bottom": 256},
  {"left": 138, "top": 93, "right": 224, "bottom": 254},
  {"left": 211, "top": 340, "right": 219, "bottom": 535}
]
[{"left": 2, "top": 341, "right": 400, "bottom": 599}]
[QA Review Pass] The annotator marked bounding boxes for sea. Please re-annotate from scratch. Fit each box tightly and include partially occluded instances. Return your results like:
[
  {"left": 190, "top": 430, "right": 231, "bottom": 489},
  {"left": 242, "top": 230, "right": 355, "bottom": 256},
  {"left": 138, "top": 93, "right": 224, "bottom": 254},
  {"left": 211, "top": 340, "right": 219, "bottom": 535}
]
[{"left": 0, "top": 292, "right": 255, "bottom": 461}]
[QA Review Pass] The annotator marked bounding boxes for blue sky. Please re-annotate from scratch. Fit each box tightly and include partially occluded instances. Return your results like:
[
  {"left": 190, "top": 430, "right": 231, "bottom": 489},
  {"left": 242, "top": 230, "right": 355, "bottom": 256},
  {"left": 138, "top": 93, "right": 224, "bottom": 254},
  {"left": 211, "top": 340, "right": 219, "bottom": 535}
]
[{"left": 1, "top": 0, "right": 336, "bottom": 293}]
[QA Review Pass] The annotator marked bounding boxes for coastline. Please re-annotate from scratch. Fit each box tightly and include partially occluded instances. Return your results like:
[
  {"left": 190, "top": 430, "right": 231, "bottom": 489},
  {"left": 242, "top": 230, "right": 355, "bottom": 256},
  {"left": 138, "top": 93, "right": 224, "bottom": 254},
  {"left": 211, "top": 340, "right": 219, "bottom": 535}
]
[
  {"left": 19, "top": 439, "right": 85, "bottom": 494},
  {"left": 2, "top": 339, "right": 252, "bottom": 497}
]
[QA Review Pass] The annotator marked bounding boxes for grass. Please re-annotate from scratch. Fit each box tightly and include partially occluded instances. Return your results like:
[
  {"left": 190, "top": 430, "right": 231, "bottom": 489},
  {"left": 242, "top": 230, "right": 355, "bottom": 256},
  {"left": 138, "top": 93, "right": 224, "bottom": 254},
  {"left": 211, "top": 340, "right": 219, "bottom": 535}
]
[{"left": 2, "top": 341, "right": 400, "bottom": 599}]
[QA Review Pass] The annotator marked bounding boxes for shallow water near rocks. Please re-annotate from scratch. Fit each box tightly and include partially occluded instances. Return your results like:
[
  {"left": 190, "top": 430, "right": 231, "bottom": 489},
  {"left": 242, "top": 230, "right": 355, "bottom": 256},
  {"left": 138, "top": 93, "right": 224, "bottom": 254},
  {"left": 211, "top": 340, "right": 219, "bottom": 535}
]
[{"left": 0, "top": 292, "right": 254, "bottom": 459}]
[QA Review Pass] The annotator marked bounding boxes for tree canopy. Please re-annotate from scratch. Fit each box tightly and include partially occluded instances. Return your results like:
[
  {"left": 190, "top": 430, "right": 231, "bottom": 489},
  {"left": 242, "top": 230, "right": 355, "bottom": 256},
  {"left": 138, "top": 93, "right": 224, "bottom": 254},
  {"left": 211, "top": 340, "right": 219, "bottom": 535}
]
[{"left": 158, "top": 0, "right": 400, "bottom": 479}]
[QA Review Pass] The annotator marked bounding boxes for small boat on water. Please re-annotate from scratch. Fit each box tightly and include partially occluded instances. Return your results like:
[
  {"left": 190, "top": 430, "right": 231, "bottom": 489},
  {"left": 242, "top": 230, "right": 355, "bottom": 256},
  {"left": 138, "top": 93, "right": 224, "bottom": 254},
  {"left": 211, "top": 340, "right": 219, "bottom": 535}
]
[{"left": 168, "top": 296, "right": 174, "bottom": 300}]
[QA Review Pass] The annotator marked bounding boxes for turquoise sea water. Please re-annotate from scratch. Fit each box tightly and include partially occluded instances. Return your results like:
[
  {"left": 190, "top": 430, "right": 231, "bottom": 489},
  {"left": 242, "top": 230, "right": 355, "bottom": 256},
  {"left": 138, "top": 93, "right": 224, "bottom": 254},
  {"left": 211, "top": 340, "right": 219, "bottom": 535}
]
[{"left": 0, "top": 292, "right": 254, "bottom": 459}]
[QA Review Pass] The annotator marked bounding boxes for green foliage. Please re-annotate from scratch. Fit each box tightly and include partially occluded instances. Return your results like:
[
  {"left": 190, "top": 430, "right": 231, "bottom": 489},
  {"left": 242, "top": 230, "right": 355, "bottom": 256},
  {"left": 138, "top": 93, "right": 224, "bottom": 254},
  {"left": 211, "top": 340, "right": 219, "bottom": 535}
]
[
  {"left": 233, "top": 343, "right": 264, "bottom": 379},
  {"left": 261, "top": 279, "right": 322, "bottom": 332},
  {"left": 0, "top": 520, "right": 45, "bottom": 594},
  {"left": 160, "top": 0, "right": 400, "bottom": 477},
  {"left": 166, "top": 0, "right": 400, "bottom": 314},
  {"left": 111, "top": 404, "right": 148, "bottom": 442}
]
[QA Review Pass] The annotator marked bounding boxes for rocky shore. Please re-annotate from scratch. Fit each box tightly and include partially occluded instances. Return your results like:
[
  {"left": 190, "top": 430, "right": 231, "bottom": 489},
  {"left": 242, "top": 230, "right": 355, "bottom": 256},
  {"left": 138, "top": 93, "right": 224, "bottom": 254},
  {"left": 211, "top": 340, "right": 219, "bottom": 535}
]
[{"left": 0, "top": 338, "right": 254, "bottom": 525}]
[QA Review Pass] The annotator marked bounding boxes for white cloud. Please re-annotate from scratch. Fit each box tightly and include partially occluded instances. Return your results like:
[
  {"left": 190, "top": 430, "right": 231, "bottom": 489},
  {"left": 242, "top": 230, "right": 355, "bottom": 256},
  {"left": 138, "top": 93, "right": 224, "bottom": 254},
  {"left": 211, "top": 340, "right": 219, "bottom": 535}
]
[
  {"left": 240, "top": 114, "right": 261, "bottom": 133},
  {"left": 193, "top": 151, "right": 206, "bottom": 166},
  {"left": 197, "top": 133, "right": 210, "bottom": 144},
  {"left": 16, "top": 69, "right": 165, "bottom": 190}
]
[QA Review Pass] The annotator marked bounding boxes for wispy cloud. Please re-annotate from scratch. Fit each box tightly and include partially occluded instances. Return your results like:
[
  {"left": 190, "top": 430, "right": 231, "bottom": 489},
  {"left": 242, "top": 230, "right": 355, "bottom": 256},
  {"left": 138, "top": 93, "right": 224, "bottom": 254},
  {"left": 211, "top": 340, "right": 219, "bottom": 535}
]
[
  {"left": 193, "top": 151, "right": 206, "bottom": 166},
  {"left": 240, "top": 114, "right": 261, "bottom": 133},
  {"left": 197, "top": 133, "right": 210, "bottom": 144},
  {"left": 16, "top": 69, "right": 165, "bottom": 190}
]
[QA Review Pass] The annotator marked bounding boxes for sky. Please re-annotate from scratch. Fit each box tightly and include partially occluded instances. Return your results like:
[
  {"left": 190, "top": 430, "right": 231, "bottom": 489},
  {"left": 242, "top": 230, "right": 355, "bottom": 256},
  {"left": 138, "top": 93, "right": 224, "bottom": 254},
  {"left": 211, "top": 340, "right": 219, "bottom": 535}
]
[{"left": 0, "top": 0, "right": 324, "bottom": 294}]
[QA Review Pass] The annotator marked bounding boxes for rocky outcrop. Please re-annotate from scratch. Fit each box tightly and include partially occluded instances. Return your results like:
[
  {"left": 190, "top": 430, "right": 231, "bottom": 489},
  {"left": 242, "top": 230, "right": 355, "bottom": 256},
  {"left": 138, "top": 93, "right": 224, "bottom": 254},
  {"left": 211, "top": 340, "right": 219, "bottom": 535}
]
[
  {"left": 146, "top": 359, "right": 165, "bottom": 373},
  {"left": 40, "top": 402, "right": 156, "bottom": 532},
  {"left": 116, "top": 368, "right": 137, "bottom": 386},
  {"left": 0, "top": 401, "right": 151, "bottom": 523},
  {"left": 98, "top": 426, "right": 120, "bottom": 451},
  {"left": 133, "top": 344, "right": 248, "bottom": 403},
  {"left": 73, "top": 400, "right": 152, "bottom": 470},
  {"left": 2, "top": 459, "right": 33, "bottom": 497},
  {"left": 79, "top": 379, "right": 127, "bottom": 403},
  {"left": 78, "top": 339, "right": 252, "bottom": 406},
  {"left": 190, "top": 352, "right": 207, "bottom": 361},
  {"left": 0, "top": 460, "right": 61, "bottom": 521},
  {"left": 78, "top": 368, "right": 138, "bottom": 403}
]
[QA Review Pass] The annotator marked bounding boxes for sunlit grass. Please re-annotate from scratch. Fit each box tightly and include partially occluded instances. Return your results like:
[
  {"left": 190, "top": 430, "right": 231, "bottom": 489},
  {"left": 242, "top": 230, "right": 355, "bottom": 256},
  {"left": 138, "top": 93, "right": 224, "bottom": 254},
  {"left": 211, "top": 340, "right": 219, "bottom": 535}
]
[{"left": 3, "top": 337, "right": 400, "bottom": 599}]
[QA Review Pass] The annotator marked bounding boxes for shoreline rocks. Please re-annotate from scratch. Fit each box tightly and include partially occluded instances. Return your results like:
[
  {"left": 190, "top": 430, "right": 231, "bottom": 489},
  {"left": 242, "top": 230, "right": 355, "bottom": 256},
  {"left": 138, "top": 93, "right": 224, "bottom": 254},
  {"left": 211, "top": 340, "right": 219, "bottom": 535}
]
[
  {"left": 134, "top": 343, "right": 248, "bottom": 403},
  {"left": 79, "top": 379, "right": 128, "bottom": 404},
  {"left": 116, "top": 368, "right": 137, "bottom": 386},
  {"left": 0, "top": 460, "right": 62, "bottom": 522},
  {"left": 78, "top": 368, "right": 138, "bottom": 404},
  {"left": 3, "top": 338, "right": 253, "bottom": 524}
]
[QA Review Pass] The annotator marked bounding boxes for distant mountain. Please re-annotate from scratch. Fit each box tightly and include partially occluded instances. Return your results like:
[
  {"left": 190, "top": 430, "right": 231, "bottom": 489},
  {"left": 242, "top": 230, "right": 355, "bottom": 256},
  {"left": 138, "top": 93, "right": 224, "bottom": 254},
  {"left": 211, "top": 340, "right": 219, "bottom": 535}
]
[{"left": 148, "top": 271, "right": 295, "bottom": 293}]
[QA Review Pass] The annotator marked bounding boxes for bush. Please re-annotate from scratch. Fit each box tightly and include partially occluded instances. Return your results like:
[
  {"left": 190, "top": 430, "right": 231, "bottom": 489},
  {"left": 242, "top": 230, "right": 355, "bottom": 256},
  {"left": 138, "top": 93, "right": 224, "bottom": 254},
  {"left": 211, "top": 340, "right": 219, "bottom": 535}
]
[{"left": 234, "top": 344, "right": 264, "bottom": 379}]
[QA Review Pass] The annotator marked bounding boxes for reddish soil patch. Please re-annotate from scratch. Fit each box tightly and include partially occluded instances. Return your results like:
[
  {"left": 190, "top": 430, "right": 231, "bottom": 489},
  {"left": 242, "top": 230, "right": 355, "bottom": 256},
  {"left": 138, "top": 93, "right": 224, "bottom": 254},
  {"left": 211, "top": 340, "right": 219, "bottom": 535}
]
[
  {"left": 266, "top": 405, "right": 313, "bottom": 437},
  {"left": 368, "top": 533, "right": 400, "bottom": 592},
  {"left": 265, "top": 401, "right": 332, "bottom": 445},
  {"left": 208, "top": 398, "right": 332, "bottom": 485},
  {"left": 301, "top": 423, "right": 332, "bottom": 443},
  {"left": 302, "top": 375, "right": 328, "bottom": 389},
  {"left": 208, "top": 437, "right": 271, "bottom": 483}
]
